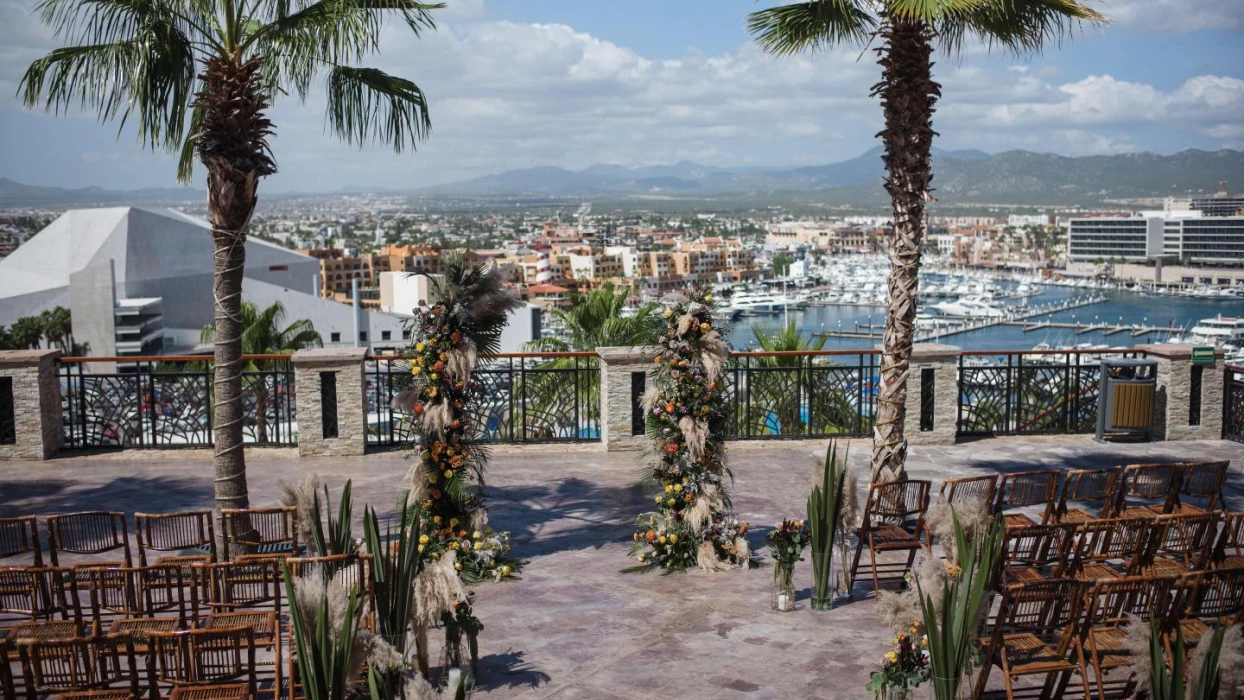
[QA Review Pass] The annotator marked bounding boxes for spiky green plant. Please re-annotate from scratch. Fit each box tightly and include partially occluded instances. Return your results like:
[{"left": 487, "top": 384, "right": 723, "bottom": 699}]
[
  {"left": 282, "top": 562, "right": 362, "bottom": 700},
  {"left": 918, "top": 511, "right": 1005, "bottom": 700},
  {"left": 808, "top": 440, "right": 847, "bottom": 609},
  {"left": 1149, "top": 618, "right": 1225, "bottom": 700},
  {"left": 364, "top": 498, "right": 425, "bottom": 651},
  {"left": 307, "top": 480, "right": 354, "bottom": 559}
]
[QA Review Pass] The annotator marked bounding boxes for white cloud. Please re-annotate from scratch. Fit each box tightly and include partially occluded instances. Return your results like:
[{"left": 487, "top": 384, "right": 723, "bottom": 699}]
[{"left": 1104, "top": 0, "right": 1244, "bottom": 33}]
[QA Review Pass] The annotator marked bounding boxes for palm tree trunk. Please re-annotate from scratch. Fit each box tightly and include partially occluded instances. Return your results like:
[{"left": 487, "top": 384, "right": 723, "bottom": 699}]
[
  {"left": 870, "top": 18, "right": 940, "bottom": 484},
  {"left": 198, "top": 56, "right": 276, "bottom": 544}
]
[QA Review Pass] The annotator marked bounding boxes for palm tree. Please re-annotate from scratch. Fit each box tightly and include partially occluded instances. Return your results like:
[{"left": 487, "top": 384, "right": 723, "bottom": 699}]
[
  {"left": 7, "top": 317, "right": 46, "bottom": 350},
  {"left": 749, "top": 0, "right": 1104, "bottom": 482},
  {"left": 39, "top": 307, "right": 75, "bottom": 353},
  {"left": 749, "top": 320, "right": 828, "bottom": 366},
  {"left": 22, "top": 0, "right": 438, "bottom": 512},
  {"left": 202, "top": 300, "right": 321, "bottom": 443}
]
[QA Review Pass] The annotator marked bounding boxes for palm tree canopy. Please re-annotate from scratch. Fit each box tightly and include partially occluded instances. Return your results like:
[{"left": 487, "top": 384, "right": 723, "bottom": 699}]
[
  {"left": 20, "top": 0, "right": 442, "bottom": 182},
  {"left": 749, "top": 320, "right": 828, "bottom": 366},
  {"left": 748, "top": 0, "right": 1105, "bottom": 57},
  {"left": 524, "top": 283, "right": 664, "bottom": 353},
  {"left": 202, "top": 300, "right": 321, "bottom": 365}
]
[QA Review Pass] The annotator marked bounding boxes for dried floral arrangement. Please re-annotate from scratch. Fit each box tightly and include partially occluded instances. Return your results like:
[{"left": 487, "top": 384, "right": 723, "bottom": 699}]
[
  {"left": 627, "top": 285, "right": 750, "bottom": 573},
  {"left": 392, "top": 255, "right": 524, "bottom": 584}
]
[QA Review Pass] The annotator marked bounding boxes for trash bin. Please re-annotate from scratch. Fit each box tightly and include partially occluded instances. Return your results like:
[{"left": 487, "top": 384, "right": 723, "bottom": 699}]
[{"left": 1096, "top": 357, "right": 1157, "bottom": 442}]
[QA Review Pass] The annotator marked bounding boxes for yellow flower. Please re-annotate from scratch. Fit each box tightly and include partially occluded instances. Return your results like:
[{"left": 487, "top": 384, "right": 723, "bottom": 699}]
[
  {"left": 705, "top": 294, "right": 713, "bottom": 303},
  {"left": 428, "top": 338, "right": 437, "bottom": 346},
  {"left": 636, "top": 555, "right": 645, "bottom": 563},
  {"left": 666, "top": 498, "right": 676, "bottom": 506},
  {"left": 472, "top": 531, "right": 482, "bottom": 540},
  {"left": 449, "top": 541, "right": 459, "bottom": 549},
  {"left": 673, "top": 484, "right": 683, "bottom": 493},
  {"left": 669, "top": 534, "right": 678, "bottom": 543},
  {"left": 432, "top": 516, "right": 442, "bottom": 524},
  {"left": 449, "top": 518, "right": 458, "bottom": 527},
  {"left": 473, "top": 541, "right": 484, "bottom": 550},
  {"left": 921, "top": 637, "right": 929, "bottom": 647},
  {"left": 655, "top": 496, "right": 663, "bottom": 503},
  {"left": 664, "top": 485, "right": 673, "bottom": 493},
  {"left": 501, "top": 565, "right": 512, "bottom": 576},
  {"left": 418, "top": 534, "right": 429, "bottom": 544},
  {"left": 444, "top": 469, "right": 453, "bottom": 478},
  {"left": 485, "top": 527, "right": 494, "bottom": 535},
  {"left": 885, "top": 652, "right": 898, "bottom": 663},
  {"left": 699, "top": 323, "right": 710, "bottom": 333},
  {"left": 417, "top": 544, "right": 425, "bottom": 553},
  {"left": 416, "top": 342, "right": 425, "bottom": 352},
  {"left": 455, "top": 562, "right": 463, "bottom": 571},
  {"left": 663, "top": 309, "right": 672, "bottom": 318},
  {"left": 430, "top": 552, "right": 440, "bottom": 560},
  {"left": 658, "top": 536, "right": 667, "bottom": 544},
  {"left": 411, "top": 366, "right": 422, "bottom": 375}
]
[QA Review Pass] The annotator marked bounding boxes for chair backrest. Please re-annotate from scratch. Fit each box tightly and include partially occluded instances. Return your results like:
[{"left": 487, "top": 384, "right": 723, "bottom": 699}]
[
  {"left": 1002, "top": 524, "right": 1076, "bottom": 575},
  {"left": 993, "top": 579, "right": 1086, "bottom": 655},
  {"left": 1175, "top": 461, "right": 1229, "bottom": 511},
  {"left": 1069, "top": 518, "right": 1156, "bottom": 575},
  {"left": 202, "top": 560, "right": 283, "bottom": 614},
  {"left": 46, "top": 512, "right": 132, "bottom": 567},
  {"left": 1083, "top": 576, "right": 1173, "bottom": 628},
  {"left": 136, "top": 511, "right": 217, "bottom": 565},
  {"left": 0, "top": 567, "right": 72, "bottom": 625},
  {"left": 137, "top": 564, "right": 199, "bottom": 625},
  {"left": 996, "top": 470, "right": 1059, "bottom": 522},
  {"left": 0, "top": 516, "right": 44, "bottom": 566},
  {"left": 864, "top": 480, "right": 931, "bottom": 534},
  {"left": 1212, "top": 512, "right": 1244, "bottom": 564},
  {"left": 77, "top": 566, "right": 144, "bottom": 630},
  {"left": 1056, "top": 467, "right": 1120, "bottom": 519},
  {"left": 18, "top": 635, "right": 138, "bottom": 696},
  {"left": 939, "top": 475, "right": 998, "bottom": 509},
  {"left": 1117, "top": 463, "right": 1182, "bottom": 514},
  {"left": 1177, "top": 568, "right": 1244, "bottom": 624},
  {"left": 1151, "top": 512, "right": 1220, "bottom": 566},
  {"left": 147, "top": 627, "right": 257, "bottom": 697},
  {"left": 219, "top": 507, "right": 296, "bottom": 560}
]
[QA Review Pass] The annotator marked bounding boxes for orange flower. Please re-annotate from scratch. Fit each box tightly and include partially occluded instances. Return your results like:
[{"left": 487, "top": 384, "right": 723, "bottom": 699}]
[
  {"left": 413, "top": 403, "right": 424, "bottom": 415},
  {"left": 738, "top": 524, "right": 749, "bottom": 535},
  {"left": 665, "top": 402, "right": 676, "bottom": 414},
  {"left": 431, "top": 490, "right": 442, "bottom": 499},
  {"left": 434, "top": 361, "right": 445, "bottom": 371},
  {"left": 666, "top": 443, "right": 679, "bottom": 454},
  {"left": 646, "top": 530, "right": 657, "bottom": 542},
  {"left": 451, "top": 332, "right": 462, "bottom": 343}
]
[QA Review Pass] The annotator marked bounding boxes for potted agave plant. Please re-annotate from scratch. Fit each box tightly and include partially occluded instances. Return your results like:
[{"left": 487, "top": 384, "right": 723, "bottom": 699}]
[{"left": 808, "top": 441, "right": 848, "bottom": 610}]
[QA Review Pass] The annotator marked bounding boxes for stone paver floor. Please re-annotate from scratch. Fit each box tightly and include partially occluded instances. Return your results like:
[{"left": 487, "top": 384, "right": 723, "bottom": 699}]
[{"left": 2, "top": 437, "right": 1242, "bottom": 699}]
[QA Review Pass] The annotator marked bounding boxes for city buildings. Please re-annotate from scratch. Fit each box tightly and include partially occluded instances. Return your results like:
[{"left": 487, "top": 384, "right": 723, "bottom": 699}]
[{"left": 1068, "top": 211, "right": 1244, "bottom": 265}]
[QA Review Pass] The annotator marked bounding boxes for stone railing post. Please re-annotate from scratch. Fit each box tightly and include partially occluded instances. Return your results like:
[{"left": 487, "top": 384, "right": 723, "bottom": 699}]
[
  {"left": 291, "top": 347, "right": 368, "bottom": 457},
  {"left": 903, "top": 343, "right": 960, "bottom": 446},
  {"left": 1136, "top": 343, "right": 1224, "bottom": 441},
  {"left": 0, "top": 349, "right": 63, "bottom": 461},
  {"left": 597, "top": 346, "right": 658, "bottom": 452}
]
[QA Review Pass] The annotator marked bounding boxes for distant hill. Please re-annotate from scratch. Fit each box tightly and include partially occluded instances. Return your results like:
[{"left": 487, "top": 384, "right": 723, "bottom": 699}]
[
  {"left": 421, "top": 148, "right": 1244, "bottom": 203},
  {"left": 0, "top": 178, "right": 202, "bottom": 208}
]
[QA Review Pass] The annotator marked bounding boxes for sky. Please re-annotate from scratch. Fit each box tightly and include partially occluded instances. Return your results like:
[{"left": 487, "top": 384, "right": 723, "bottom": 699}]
[{"left": 0, "top": 0, "right": 1242, "bottom": 193}]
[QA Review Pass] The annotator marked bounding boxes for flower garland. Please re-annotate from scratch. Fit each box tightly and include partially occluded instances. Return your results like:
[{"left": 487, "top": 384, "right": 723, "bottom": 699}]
[
  {"left": 628, "top": 285, "right": 750, "bottom": 572},
  {"left": 393, "top": 257, "right": 523, "bottom": 583}
]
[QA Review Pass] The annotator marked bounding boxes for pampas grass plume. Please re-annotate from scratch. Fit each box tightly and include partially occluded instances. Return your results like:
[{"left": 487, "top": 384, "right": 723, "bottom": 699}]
[
  {"left": 411, "top": 549, "right": 467, "bottom": 628},
  {"left": 280, "top": 473, "right": 320, "bottom": 547}
]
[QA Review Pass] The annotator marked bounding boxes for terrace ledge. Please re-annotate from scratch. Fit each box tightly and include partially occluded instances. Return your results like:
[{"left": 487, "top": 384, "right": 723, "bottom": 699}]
[
  {"left": 0, "top": 349, "right": 63, "bottom": 460},
  {"left": 290, "top": 346, "right": 369, "bottom": 366}
]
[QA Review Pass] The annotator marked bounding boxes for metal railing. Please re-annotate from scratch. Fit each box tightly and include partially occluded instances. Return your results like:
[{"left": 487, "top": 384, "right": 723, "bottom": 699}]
[
  {"left": 724, "top": 351, "right": 879, "bottom": 439},
  {"left": 365, "top": 352, "right": 600, "bottom": 448},
  {"left": 59, "top": 355, "right": 297, "bottom": 449},
  {"left": 956, "top": 349, "right": 1143, "bottom": 438},
  {"left": 1226, "top": 365, "right": 1244, "bottom": 444}
]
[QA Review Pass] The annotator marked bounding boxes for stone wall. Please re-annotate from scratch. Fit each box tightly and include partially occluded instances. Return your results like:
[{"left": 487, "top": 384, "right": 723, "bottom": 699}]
[
  {"left": 1137, "top": 343, "right": 1224, "bottom": 441},
  {"left": 0, "top": 349, "right": 63, "bottom": 460},
  {"left": 903, "top": 344, "right": 960, "bottom": 446},
  {"left": 292, "top": 347, "right": 368, "bottom": 457},
  {"left": 597, "top": 346, "right": 658, "bottom": 452}
]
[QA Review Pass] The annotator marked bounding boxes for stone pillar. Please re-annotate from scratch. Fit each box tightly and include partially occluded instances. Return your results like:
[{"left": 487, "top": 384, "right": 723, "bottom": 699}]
[
  {"left": 291, "top": 347, "right": 368, "bottom": 457},
  {"left": 903, "top": 343, "right": 960, "bottom": 446},
  {"left": 1136, "top": 343, "right": 1224, "bottom": 441},
  {"left": 597, "top": 346, "right": 658, "bottom": 452},
  {"left": 0, "top": 349, "right": 63, "bottom": 461}
]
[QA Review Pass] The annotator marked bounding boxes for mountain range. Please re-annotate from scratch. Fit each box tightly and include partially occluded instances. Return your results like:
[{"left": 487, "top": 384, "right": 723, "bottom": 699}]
[{"left": 3, "top": 147, "right": 1242, "bottom": 207}]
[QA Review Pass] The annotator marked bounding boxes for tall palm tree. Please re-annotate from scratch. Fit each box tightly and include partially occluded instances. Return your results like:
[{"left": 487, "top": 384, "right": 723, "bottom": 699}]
[
  {"left": 749, "top": 320, "right": 828, "bottom": 367},
  {"left": 202, "top": 300, "right": 321, "bottom": 443},
  {"left": 749, "top": 0, "right": 1104, "bottom": 482},
  {"left": 22, "top": 0, "right": 439, "bottom": 512}
]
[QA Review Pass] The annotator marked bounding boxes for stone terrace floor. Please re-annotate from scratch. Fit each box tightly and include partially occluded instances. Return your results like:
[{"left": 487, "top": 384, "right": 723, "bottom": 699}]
[{"left": 3, "top": 437, "right": 1243, "bottom": 700}]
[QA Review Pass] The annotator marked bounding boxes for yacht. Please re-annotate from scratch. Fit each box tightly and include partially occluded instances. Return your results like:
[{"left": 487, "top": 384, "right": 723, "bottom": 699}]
[
  {"left": 729, "top": 291, "right": 791, "bottom": 313},
  {"left": 1188, "top": 316, "right": 1244, "bottom": 347},
  {"left": 930, "top": 296, "right": 1006, "bottom": 319}
]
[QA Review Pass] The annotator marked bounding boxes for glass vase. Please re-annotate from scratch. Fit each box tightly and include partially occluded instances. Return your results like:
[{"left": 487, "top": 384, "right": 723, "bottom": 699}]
[{"left": 771, "top": 562, "right": 795, "bottom": 611}]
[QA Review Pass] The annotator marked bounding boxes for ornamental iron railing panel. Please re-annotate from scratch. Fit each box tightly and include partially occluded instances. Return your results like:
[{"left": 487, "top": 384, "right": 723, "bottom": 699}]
[
  {"left": 59, "top": 357, "right": 296, "bottom": 449},
  {"left": 1225, "top": 366, "right": 1244, "bottom": 444},
  {"left": 365, "top": 353, "right": 600, "bottom": 449},
  {"left": 724, "top": 352, "right": 878, "bottom": 439},
  {"left": 957, "top": 350, "right": 1141, "bottom": 438}
]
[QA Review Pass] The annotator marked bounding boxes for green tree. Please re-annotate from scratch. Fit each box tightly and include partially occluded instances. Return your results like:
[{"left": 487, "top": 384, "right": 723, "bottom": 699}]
[
  {"left": 202, "top": 301, "right": 321, "bottom": 443},
  {"left": 39, "top": 306, "right": 75, "bottom": 353},
  {"left": 6, "top": 316, "right": 45, "bottom": 350},
  {"left": 749, "top": 320, "right": 827, "bottom": 366},
  {"left": 772, "top": 252, "right": 794, "bottom": 277},
  {"left": 749, "top": 0, "right": 1104, "bottom": 481},
  {"left": 22, "top": 0, "right": 439, "bottom": 513}
]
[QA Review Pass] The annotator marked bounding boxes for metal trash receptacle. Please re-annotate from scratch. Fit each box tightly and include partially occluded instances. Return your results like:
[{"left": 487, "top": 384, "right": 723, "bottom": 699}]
[{"left": 1096, "top": 357, "right": 1157, "bottom": 442}]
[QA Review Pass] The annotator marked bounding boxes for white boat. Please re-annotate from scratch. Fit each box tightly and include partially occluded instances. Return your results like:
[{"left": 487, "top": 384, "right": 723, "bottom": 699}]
[
  {"left": 1188, "top": 316, "right": 1244, "bottom": 347},
  {"left": 729, "top": 291, "right": 791, "bottom": 313},
  {"left": 931, "top": 296, "right": 1006, "bottom": 319}
]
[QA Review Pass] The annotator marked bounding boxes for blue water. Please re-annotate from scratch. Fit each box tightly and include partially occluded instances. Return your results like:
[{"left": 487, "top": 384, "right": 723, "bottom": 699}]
[{"left": 727, "top": 284, "right": 1243, "bottom": 351}]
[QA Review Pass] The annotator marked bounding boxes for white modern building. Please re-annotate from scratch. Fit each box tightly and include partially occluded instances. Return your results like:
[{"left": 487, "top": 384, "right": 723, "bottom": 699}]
[
  {"left": 377, "top": 271, "right": 540, "bottom": 353},
  {"left": 1067, "top": 211, "right": 1244, "bottom": 264}
]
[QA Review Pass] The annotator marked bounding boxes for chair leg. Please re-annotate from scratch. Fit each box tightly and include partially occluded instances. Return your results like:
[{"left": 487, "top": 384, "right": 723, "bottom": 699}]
[
  {"left": 869, "top": 545, "right": 881, "bottom": 592},
  {"left": 850, "top": 535, "right": 864, "bottom": 587},
  {"left": 1000, "top": 648, "right": 1016, "bottom": 700},
  {"left": 1088, "top": 637, "right": 1108, "bottom": 700}
]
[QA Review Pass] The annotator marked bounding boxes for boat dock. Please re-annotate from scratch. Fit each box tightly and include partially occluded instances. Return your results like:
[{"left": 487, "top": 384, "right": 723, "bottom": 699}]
[
  {"left": 1003, "top": 320, "right": 1189, "bottom": 337},
  {"left": 811, "top": 295, "right": 1111, "bottom": 342}
]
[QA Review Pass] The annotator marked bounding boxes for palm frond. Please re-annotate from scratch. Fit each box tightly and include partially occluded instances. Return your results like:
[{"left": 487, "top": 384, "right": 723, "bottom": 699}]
[
  {"left": 325, "top": 65, "right": 431, "bottom": 152},
  {"left": 936, "top": 0, "right": 1107, "bottom": 56},
  {"left": 747, "top": 1, "right": 876, "bottom": 56}
]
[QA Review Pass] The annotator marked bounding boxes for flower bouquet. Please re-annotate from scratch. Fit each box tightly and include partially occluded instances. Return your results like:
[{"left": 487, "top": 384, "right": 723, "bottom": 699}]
[
  {"left": 765, "top": 518, "right": 810, "bottom": 611},
  {"left": 866, "top": 631, "right": 930, "bottom": 699}
]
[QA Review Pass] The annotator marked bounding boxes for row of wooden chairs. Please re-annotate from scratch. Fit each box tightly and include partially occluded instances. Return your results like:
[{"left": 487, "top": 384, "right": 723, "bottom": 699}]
[
  {"left": 0, "top": 508, "right": 299, "bottom": 569},
  {"left": 939, "top": 460, "right": 1231, "bottom": 530},
  {"left": 974, "top": 569, "right": 1244, "bottom": 700}
]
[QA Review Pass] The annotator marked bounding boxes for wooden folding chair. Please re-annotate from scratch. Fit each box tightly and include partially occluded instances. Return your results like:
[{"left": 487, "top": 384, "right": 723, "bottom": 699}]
[
  {"left": 1053, "top": 468, "right": 1120, "bottom": 524},
  {"left": 1065, "top": 518, "right": 1156, "bottom": 582},
  {"left": 17, "top": 634, "right": 140, "bottom": 700},
  {"left": 94, "top": 566, "right": 196, "bottom": 646},
  {"left": 0, "top": 517, "right": 44, "bottom": 567},
  {"left": 3, "top": 568, "right": 88, "bottom": 647},
  {"left": 939, "top": 475, "right": 999, "bottom": 509},
  {"left": 167, "top": 685, "right": 250, "bottom": 700},
  {"left": 1209, "top": 511, "right": 1243, "bottom": 570},
  {"left": 146, "top": 627, "right": 257, "bottom": 700},
  {"left": 219, "top": 508, "right": 297, "bottom": 561},
  {"left": 1142, "top": 512, "right": 1220, "bottom": 576},
  {"left": 1169, "top": 568, "right": 1244, "bottom": 651},
  {"left": 135, "top": 512, "right": 217, "bottom": 567},
  {"left": 1161, "top": 461, "right": 1229, "bottom": 515},
  {"left": 200, "top": 561, "right": 282, "bottom": 695},
  {"left": 1115, "top": 463, "right": 1182, "bottom": 518},
  {"left": 46, "top": 513, "right": 132, "bottom": 571},
  {"left": 1081, "top": 576, "right": 1173, "bottom": 700},
  {"left": 995, "top": 470, "right": 1059, "bottom": 529},
  {"left": 974, "top": 579, "right": 1092, "bottom": 700},
  {"left": 1000, "top": 523, "right": 1076, "bottom": 588},
  {"left": 850, "top": 479, "right": 931, "bottom": 592}
]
